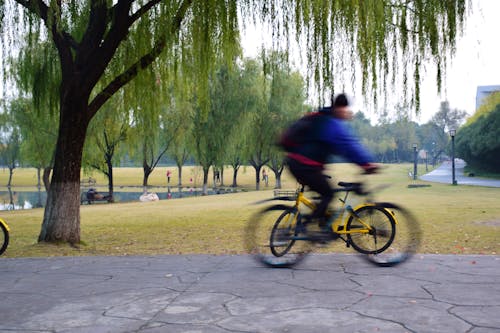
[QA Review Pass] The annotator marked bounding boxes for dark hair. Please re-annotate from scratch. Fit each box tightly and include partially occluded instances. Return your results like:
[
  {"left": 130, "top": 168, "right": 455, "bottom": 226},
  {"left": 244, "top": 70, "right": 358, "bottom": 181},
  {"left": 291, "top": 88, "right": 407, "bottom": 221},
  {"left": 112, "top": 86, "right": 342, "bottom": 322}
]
[{"left": 333, "top": 93, "right": 349, "bottom": 107}]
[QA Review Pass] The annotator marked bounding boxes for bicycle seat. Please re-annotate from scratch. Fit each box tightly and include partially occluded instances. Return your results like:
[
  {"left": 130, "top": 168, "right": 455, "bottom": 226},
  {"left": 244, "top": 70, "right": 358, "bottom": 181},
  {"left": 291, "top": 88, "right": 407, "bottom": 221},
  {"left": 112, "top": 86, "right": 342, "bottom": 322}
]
[
  {"left": 338, "top": 182, "right": 361, "bottom": 188},
  {"left": 337, "top": 182, "right": 366, "bottom": 195}
]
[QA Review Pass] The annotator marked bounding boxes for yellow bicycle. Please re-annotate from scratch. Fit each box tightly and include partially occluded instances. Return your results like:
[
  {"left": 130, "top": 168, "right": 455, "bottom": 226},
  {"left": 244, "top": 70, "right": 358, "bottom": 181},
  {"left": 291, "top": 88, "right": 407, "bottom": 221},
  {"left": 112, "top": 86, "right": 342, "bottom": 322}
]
[
  {"left": 0, "top": 217, "right": 10, "bottom": 256},
  {"left": 245, "top": 180, "right": 421, "bottom": 267}
]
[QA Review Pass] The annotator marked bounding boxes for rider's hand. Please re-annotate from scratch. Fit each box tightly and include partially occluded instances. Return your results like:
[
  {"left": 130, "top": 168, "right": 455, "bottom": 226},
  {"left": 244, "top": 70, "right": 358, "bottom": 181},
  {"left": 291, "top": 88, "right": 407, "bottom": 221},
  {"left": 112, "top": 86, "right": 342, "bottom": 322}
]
[{"left": 361, "top": 163, "right": 379, "bottom": 175}]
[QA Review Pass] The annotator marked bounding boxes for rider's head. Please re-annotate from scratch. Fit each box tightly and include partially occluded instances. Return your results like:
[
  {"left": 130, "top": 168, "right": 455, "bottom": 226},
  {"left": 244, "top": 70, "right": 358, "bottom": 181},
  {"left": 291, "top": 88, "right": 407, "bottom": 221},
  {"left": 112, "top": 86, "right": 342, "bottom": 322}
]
[{"left": 331, "top": 93, "right": 353, "bottom": 120}]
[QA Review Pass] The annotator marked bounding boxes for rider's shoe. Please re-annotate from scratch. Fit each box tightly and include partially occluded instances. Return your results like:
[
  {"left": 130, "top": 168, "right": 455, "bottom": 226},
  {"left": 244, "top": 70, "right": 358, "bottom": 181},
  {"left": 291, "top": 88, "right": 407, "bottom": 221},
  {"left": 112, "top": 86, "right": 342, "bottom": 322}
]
[{"left": 306, "top": 225, "right": 339, "bottom": 243}]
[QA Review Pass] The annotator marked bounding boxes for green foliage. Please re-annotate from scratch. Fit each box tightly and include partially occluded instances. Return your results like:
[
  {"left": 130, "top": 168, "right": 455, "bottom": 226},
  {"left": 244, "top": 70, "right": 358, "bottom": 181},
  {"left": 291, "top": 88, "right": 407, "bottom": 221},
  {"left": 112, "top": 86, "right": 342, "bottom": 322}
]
[
  {"left": 0, "top": 105, "right": 21, "bottom": 186},
  {"left": 466, "top": 92, "right": 500, "bottom": 124},
  {"left": 263, "top": 52, "right": 306, "bottom": 180},
  {"left": 431, "top": 101, "right": 468, "bottom": 132},
  {"left": 351, "top": 102, "right": 467, "bottom": 165},
  {"left": 417, "top": 122, "right": 447, "bottom": 164},
  {"left": 7, "top": 97, "right": 57, "bottom": 169},
  {"left": 83, "top": 95, "right": 128, "bottom": 179},
  {"left": 456, "top": 104, "right": 500, "bottom": 172}
]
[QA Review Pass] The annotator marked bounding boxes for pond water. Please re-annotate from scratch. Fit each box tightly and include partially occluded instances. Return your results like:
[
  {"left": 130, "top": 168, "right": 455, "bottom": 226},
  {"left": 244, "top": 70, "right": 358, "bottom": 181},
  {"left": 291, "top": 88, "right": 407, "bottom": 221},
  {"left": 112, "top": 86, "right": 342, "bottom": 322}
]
[{"left": 0, "top": 188, "right": 219, "bottom": 211}]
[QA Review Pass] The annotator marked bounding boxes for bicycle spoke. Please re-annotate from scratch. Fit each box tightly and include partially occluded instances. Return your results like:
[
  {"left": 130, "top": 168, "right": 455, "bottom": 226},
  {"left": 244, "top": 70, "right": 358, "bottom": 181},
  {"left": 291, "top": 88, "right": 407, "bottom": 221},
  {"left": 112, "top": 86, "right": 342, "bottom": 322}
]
[
  {"left": 362, "top": 204, "right": 421, "bottom": 267},
  {"left": 346, "top": 206, "right": 395, "bottom": 255}
]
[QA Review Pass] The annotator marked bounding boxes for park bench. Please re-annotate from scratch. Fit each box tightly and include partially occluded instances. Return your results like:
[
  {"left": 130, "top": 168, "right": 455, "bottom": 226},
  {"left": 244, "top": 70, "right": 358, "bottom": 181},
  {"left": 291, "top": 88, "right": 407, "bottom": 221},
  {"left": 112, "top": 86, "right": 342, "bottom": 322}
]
[
  {"left": 273, "top": 189, "right": 297, "bottom": 199},
  {"left": 80, "top": 188, "right": 112, "bottom": 204}
]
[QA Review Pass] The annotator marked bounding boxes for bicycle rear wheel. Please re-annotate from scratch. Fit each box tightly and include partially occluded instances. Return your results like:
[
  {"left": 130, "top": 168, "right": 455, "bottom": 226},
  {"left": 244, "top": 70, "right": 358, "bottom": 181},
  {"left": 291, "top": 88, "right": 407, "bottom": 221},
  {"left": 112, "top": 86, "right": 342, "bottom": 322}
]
[
  {"left": 346, "top": 205, "right": 396, "bottom": 255},
  {"left": 0, "top": 220, "right": 9, "bottom": 256},
  {"left": 244, "top": 205, "right": 313, "bottom": 268}
]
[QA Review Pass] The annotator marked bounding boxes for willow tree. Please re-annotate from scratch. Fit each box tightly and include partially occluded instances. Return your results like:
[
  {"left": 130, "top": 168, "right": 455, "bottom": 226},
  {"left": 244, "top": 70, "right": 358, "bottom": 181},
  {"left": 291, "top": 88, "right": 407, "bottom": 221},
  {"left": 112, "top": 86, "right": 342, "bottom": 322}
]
[
  {"left": 83, "top": 97, "right": 129, "bottom": 202},
  {"left": 8, "top": 97, "right": 57, "bottom": 193},
  {"left": 0, "top": 1, "right": 467, "bottom": 244}
]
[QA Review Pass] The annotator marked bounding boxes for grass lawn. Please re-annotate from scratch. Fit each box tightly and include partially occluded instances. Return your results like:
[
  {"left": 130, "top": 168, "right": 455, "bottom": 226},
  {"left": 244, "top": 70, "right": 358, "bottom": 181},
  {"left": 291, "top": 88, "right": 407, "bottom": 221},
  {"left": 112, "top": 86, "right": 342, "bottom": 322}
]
[{"left": 1, "top": 163, "right": 499, "bottom": 258}]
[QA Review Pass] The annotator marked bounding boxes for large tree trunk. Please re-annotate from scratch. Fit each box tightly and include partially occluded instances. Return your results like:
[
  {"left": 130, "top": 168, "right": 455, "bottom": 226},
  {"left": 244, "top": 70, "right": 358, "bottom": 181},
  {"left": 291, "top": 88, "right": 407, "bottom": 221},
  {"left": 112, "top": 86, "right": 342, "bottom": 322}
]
[{"left": 38, "top": 100, "right": 89, "bottom": 244}]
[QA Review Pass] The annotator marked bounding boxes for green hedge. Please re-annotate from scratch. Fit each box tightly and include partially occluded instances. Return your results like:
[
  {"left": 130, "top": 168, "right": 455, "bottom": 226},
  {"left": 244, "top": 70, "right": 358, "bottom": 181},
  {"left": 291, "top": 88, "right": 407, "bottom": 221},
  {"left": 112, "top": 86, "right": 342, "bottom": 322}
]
[{"left": 456, "top": 104, "right": 500, "bottom": 172}]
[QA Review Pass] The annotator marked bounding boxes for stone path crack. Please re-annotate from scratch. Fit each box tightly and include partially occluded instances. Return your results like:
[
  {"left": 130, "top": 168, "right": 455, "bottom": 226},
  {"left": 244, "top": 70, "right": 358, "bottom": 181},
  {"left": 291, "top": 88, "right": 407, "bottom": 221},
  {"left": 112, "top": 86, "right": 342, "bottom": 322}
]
[{"left": 1, "top": 254, "right": 498, "bottom": 332}]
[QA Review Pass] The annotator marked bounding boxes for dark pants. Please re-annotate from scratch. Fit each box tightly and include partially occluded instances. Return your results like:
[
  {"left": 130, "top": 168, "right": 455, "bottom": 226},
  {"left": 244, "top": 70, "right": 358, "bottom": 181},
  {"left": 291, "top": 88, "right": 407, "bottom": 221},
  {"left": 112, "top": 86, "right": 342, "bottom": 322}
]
[{"left": 286, "top": 158, "right": 333, "bottom": 225}]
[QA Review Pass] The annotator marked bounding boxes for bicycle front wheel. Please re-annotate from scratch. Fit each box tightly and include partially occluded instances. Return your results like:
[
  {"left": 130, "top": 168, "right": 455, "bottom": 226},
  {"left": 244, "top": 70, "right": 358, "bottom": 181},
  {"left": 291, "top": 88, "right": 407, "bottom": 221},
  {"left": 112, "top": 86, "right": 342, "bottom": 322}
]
[
  {"left": 244, "top": 204, "right": 313, "bottom": 268},
  {"left": 346, "top": 205, "right": 396, "bottom": 255},
  {"left": 0, "top": 220, "right": 9, "bottom": 256}
]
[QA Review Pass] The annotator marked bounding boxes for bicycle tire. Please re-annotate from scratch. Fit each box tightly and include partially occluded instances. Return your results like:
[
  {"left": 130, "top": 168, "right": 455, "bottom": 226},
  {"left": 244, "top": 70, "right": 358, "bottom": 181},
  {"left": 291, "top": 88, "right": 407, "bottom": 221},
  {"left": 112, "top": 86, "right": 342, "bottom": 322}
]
[
  {"left": 270, "top": 209, "right": 301, "bottom": 257},
  {"left": 244, "top": 204, "right": 313, "bottom": 268},
  {"left": 361, "top": 203, "right": 422, "bottom": 267},
  {"left": 0, "top": 221, "right": 9, "bottom": 256},
  {"left": 346, "top": 205, "right": 396, "bottom": 255}
]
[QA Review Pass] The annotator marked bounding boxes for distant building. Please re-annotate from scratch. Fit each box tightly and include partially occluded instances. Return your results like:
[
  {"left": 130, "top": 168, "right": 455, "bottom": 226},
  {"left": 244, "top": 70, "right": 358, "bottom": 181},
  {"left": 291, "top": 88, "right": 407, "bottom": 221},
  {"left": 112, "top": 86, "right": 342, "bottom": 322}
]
[{"left": 476, "top": 85, "right": 500, "bottom": 110}]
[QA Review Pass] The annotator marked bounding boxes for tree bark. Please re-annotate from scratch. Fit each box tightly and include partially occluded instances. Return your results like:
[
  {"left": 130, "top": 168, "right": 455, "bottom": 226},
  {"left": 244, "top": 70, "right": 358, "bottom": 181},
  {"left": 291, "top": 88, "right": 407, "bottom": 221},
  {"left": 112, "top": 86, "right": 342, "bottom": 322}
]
[
  {"left": 202, "top": 166, "right": 210, "bottom": 195},
  {"left": 7, "top": 167, "right": 14, "bottom": 188},
  {"left": 274, "top": 173, "right": 282, "bottom": 189},
  {"left": 36, "top": 167, "right": 41, "bottom": 189},
  {"left": 254, "top": 165, "right": 261, "bottom": 191},
  {"left": 38, "top": 99, "right": 89, "bottom": 244},
  {"left": 36, "top": 167, "right": 43, "bottom": 208},
  {"left": 106, "top": 157, "right": 114, "bottom": 203},
  {"left": 42, "top": 167, "right": 52, "bottom": 192},
  {"left": 231, "top": 166, "right": 239, "bottom": 187},
  {"left": 142, "top": 160, "right": 153, "bottom": 188},
  {"left": 177, "top": 164, "right": 183, "bottom": 186}
]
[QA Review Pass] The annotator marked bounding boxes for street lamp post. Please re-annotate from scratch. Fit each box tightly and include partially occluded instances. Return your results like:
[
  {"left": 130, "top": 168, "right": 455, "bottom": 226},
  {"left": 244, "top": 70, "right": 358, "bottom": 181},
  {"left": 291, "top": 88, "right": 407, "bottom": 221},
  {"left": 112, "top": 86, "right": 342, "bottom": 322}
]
[
  {"left": 449, "top": 129, "right": 457, "bottom": 185},
  {"left": 424, "top": 150, "right": 428, "bottom": 172},
  {"left": 412, "top": 143, "right": 418, "bottom": 180}
]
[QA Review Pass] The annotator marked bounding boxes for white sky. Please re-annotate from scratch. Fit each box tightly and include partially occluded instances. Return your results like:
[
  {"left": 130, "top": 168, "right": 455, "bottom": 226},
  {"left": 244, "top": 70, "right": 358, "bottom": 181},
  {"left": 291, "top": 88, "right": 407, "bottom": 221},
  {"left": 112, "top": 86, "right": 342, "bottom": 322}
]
[
  {"left": 242, "top": 0, "right": 500, "bottom": 124},
  {"left": 418, "top": 0, "right": 500, "bottom": 122}
]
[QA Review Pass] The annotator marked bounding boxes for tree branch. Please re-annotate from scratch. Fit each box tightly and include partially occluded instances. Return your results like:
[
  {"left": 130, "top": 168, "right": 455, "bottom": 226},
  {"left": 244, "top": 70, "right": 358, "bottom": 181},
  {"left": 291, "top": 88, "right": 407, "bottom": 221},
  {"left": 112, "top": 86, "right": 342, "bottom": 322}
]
[
  {"left": 15, "top": 0, "right": 76, "bottom": 75},
  {"left": 129, "top": 0, "right": 163, "bottom": 23},
  {"left": 14, "top": 0, "right": 48, "bottom": 20},
  {"left": 88, "top": 0, "right": 193, "bottom": 116},
  {"left": 77, "top": 0, "right": 110, "bottom": 65}
]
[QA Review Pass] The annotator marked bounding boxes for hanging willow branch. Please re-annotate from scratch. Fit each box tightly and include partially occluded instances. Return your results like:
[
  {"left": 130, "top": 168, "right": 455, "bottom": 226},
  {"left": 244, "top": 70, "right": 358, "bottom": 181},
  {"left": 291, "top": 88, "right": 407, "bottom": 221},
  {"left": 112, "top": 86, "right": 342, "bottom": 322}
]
[{"left": 2, "top": 0, "right": 468, "bottom": 116}]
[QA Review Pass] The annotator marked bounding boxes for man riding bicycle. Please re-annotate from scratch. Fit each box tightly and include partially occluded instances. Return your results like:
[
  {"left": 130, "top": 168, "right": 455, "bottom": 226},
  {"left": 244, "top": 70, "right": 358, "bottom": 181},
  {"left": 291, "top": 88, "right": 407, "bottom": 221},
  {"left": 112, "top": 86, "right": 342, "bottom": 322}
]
[{"left": 280, "top": 93, "right": 378, "bottom": 236}]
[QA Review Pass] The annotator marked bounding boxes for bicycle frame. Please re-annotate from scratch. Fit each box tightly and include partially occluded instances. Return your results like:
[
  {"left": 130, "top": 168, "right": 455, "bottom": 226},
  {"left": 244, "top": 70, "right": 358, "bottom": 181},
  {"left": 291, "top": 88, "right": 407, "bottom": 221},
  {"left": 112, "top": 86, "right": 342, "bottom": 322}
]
[
  {"left": 292, "top": 184, "right": 397, "bottom": 239},
  {"left": 0, "top": 218, "right": 10, "bottom": 232}
]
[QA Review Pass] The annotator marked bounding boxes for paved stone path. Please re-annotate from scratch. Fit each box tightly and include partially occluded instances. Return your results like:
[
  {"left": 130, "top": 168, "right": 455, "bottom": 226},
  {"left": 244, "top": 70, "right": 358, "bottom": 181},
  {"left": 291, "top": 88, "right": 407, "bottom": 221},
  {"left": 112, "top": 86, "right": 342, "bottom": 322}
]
[
  {"left": 1, "top": 253, "right": 499, "bottom": 332},
  {"left": 420, "top": 160, "right": 500, "bottom": 187}
]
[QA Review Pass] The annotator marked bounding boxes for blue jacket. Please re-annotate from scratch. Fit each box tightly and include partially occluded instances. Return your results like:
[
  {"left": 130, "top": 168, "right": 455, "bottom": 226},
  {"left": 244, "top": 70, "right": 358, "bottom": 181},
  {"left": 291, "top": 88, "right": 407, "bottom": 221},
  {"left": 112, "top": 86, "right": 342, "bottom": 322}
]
[{"left": 286, "top": 112, "right": 373, "bottom": 167}]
